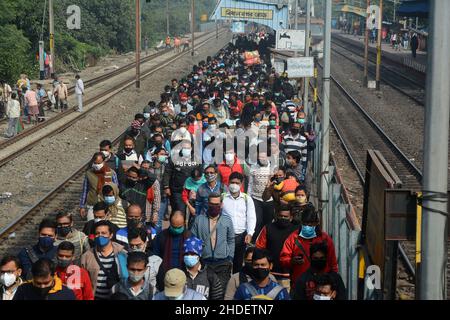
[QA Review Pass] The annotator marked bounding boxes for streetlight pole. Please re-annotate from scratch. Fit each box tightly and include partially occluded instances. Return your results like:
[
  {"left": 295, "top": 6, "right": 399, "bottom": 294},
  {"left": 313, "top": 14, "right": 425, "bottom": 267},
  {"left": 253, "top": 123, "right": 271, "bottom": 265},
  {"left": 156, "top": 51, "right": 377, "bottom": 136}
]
[
  {"left": 320, "top": 0, "right": 332, "bottom": 233},
  {"left": 419, "top": 0, "right": 450, "bottom": 301},
  {"left": 49, "top": 0, "right": 55, "bottom": 77},
  {"left": 191, "top": 0, "right": 195, "bottom": 56},
  {"left": 135, "top": 0, "right": 141, "bottom": 88},
  {"left": 303, "top": 0, "right": 311, "bottom": 114},
  {"left": 363, "top": 0, "right": 370, "bottom": 86},
  {"left": 166, "top": 0, "right": 170, "bottom": 36},
  {"left": 375, "top": 0, "right": 383, "bottom": 90}
]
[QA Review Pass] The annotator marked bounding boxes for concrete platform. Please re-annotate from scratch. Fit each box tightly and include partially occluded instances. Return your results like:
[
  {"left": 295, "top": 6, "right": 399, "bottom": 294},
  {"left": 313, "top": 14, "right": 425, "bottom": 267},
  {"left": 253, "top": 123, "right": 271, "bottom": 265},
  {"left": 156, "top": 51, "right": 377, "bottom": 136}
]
[{"left": 332, "top": 30, "right": 427, "bottom": 74}]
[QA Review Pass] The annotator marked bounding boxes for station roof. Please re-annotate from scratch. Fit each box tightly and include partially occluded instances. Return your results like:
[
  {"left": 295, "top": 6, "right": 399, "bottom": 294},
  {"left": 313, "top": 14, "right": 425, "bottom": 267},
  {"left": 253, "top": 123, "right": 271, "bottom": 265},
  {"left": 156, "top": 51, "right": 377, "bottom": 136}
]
[{"left": 397, "top": 0, "right": 429, "bottom": 18}]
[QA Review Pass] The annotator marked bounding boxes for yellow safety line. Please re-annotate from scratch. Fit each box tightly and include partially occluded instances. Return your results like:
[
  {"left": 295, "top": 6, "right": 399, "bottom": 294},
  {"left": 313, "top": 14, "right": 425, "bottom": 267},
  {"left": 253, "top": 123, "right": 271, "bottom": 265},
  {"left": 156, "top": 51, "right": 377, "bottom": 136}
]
[{"left": 416, "top": 192, "right": 422, "bottom": 264}]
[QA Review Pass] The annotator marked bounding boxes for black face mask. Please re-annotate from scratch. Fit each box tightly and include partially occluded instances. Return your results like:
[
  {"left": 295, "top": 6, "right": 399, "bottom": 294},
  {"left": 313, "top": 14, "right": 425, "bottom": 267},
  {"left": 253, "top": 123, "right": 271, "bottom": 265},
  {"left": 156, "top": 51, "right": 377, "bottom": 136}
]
[
  {"left": 291, "top": 128, "right": 299, "bottom": 135},
  {"left": 124, "top": 147, "right": 134, "bottom": 154},
  {"left": 311, "top": 258, "right": 327, "bottom": 271},
  {"left": 127, "top": 218, "right": 141, "bottom": 229},
  {"left": 57, "top": 226, "right": 72, "bottom": 237},
  {"left": 126, "top": 179, "right": 138, "bottom": 188},
  {"left": 275, "top": 218, "right": 291, "bottom": 229},
  {"left": 33, "top": 283, "right": 53, "bottom": 297},
  {"left": 252, "top": 268, "right": 270, "bottom": 281}
]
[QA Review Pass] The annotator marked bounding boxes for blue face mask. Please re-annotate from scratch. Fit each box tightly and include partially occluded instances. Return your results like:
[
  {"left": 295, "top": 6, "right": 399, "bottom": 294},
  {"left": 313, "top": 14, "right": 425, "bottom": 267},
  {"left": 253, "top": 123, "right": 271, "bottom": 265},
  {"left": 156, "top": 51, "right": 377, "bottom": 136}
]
[
  {"left": 184, "top": 255, "right": 200, "bottom": 268},
  {"left": 104, "top": 196, "right": 115, "bottom": 205},
  {"left": 95, "top": 236, "right": 110, "bottom": 248},
  {"left": 300, "top": 225, "right": 317, "bottom": 239},
  {"left": 38, "top": 236, "right": 55, "bottom": 250}
]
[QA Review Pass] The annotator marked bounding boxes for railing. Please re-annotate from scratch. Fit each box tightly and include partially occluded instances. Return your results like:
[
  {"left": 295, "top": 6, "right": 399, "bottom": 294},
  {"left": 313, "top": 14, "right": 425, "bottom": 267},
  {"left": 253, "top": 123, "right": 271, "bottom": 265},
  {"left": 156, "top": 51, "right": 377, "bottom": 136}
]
[{"left": 310, "top": 104, "right": 362, "bottom": 300}]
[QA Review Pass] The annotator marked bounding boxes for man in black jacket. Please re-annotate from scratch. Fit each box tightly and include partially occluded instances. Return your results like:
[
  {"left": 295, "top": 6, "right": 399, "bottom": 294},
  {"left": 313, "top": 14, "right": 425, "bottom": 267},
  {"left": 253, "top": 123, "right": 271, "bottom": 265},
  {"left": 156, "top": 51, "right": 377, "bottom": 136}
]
[
  {"left": 292, "top": 242, "right": 346, "bottom": 300},
  {"left": 255, "top": 205, "right": 298, "bottom": 291},
  {"left": 13, "top": 258, "right": 76, "bottom": 300},
  {"left": 162, "top": 143, "right": 201, "bottom": 213}
]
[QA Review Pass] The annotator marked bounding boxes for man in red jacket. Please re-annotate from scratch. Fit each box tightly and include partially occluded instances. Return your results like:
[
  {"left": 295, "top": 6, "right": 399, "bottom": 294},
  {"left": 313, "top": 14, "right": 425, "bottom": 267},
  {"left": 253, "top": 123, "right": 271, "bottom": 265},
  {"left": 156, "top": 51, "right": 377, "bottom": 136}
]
[
  {"left": 55, "top": 241, "right": 94, "bottom": 300},
  {"left": 218, "top": 151, "right": 244, "bottom": 190},
  {"left": 279, "top": 206, "right": 338, "bottom": 290}
]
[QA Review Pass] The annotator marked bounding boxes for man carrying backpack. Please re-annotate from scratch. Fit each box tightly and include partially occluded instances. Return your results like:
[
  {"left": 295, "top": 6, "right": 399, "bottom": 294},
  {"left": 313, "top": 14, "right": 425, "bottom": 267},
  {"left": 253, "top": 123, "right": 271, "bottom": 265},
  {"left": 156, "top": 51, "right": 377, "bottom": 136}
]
[{"left": 233, "top": 249, "right": 290, "bottom": 300}]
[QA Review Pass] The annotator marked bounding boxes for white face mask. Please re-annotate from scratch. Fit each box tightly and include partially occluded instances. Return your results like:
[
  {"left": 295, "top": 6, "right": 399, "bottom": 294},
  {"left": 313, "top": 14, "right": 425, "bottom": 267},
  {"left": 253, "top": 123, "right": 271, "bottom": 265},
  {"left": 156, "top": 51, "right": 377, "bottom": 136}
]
[
  {"left": 313, "top": 294, "right": 332, "bottom": 300},
  {"left": 94, "top": 218, "right": 104, "bottom": 223},
  {"left": 92, "top": 163, "right": 104, "bottom": 171},
  {"left": 0, "top": 272, "right": 17, "bottom": 287},
  {"left": 209, "top": 124, "right": 217, "bottom": 131},
  {"left": 101, "top": 151, "right": 111, "bottom": 159},
  {"left": 143, "top": 113, "right": 150, "bottom": 119},
  {"left": 225, "top": 153, "right": 234, "bottom": 164},
  {"left": 182, "top": 148, "right": 191, "bottom": 157},
  {"left": 229, "top": 183, "right": 241, "bottom": 194}
]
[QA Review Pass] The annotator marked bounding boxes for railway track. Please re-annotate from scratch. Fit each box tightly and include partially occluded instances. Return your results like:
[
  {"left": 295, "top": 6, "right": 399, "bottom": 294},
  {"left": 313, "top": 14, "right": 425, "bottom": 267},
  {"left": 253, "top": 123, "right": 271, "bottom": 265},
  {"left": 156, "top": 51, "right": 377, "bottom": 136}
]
[
  {"left": 0, "top": 29, "right": 229, "bottom": 168},
  {"left": 0, "top": 39, "right": 231, "bottom": 258},
  {"left": 331, "top": 38, "right": 425, "bottom": 106},
  {"left": 313, "top": 60, "right": 450, "bottom": 298}
]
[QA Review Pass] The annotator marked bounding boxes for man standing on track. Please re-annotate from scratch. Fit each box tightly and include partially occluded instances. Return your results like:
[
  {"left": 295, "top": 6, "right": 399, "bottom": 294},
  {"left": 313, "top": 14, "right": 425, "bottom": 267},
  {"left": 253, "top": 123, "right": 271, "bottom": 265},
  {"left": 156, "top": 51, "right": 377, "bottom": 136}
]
[{"left": 75, "top": 74, "right": 85, "bottom": 113}]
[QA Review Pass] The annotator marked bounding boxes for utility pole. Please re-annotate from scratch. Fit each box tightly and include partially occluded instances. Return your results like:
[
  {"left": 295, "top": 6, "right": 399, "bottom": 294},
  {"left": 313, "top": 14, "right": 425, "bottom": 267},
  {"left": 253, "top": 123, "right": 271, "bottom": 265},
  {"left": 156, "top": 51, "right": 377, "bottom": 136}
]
[
  {"left": 419, "top": 0, "right": 450, "bottom": 301},
  {"left": 191, "top": 0, "right": 195, "bottom": 56},
  {"left": 375, "top": 0, "right": 383, "bottom": 90},
  {"left": 320, "top": 0, "right": 331, "bottom": 233},
  {"left": 166, "top": 0, "right": 170, "bottom": 36},
  {"left": 216, "top": 17, "right": 218, "bottom": 39},
  {"left": 303, "top": 0, "right": 311, "bottom": 114},
  {"left": 363, "top": 0, "right": 370, "bottom": 86},
  {"left": 393, "top": 0, "right": 396, "bottom": 23},
  {"left": 49, "top": 0, "right": 55, "bottom": 77},
  {"left": 135, "top": 0, "right": 141, "bottom": 88},
  {"left": 294, "top": 0, "right": 298, "bottom": 30}
]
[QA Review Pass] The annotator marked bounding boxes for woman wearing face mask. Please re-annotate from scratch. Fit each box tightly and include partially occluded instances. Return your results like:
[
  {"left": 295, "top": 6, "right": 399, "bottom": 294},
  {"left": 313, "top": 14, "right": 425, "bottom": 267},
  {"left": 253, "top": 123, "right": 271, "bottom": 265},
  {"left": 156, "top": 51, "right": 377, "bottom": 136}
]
[
  {"left": 182, "top": 168, "right": 206, "bottom": 228},
  {"left": 279, "top": 207, "right": 338, "bottom": 292},
  {"left": 79, "top": 152, "right": 119, "bottom": 221},
  {"left": 292, "top": 242, "right": 346, "bottom": 300},
  {"left": 0, "top": 256, "right": 23, "bottom": 300}
]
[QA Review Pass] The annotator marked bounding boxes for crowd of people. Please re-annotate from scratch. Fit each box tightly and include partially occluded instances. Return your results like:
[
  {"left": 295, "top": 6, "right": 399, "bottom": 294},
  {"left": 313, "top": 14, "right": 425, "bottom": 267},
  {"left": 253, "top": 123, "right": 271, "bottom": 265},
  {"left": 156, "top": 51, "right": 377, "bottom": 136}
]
[
  {"left": 0, "top": 33, "right": 346, "bottom": 301},
  {"left": 0, "top": 73, "right": 84, "bottom": 138}
]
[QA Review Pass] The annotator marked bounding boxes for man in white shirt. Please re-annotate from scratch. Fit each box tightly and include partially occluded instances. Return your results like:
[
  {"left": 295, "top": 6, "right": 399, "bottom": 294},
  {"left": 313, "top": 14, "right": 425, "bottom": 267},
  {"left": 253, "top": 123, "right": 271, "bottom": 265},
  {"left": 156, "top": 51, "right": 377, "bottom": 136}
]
[
  {"left": 75, "top": 75, "right": 85, "bottom": 112},
  {"left": 221, "top": 172, "right": 256, "bottom": 273}
]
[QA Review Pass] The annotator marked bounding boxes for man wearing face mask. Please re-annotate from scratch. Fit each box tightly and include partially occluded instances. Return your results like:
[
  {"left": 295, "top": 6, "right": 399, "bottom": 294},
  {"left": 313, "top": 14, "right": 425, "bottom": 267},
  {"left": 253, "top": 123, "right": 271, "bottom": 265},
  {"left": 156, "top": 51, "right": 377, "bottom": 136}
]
[
  {"left": 0, "top": 256, "right": 23, "bottom": 300},
  {"left": 293, "top": 242, "right": 346, "bottom": 300},
  {"left": 118, "top": 119, "right": 147, "bottom": 156},
  {"left": 210, "top": 98, "right": 229, "bottom": 125},
  {"left": 218, "top": 150, "right": 244, "bottom": 189},
  {"left": 280, "top": 207, "right": 338, "bottom": 290},
  {"left": 55, "top": 241, "right": 94, "bottom": 300},
  {"left": 154, "top": 211, "right": 192, "bottom": 289},
  {"left": 195, "top": 166, "right": 225, "bottom": 215},
  {"left": 97, "top": 184, "right": 127, "bottom": 228},
  {"left": 171, "top": 119, "right": 192, "bottom": 144},
  {"left": 191, "top": 194, "right": 235, "bottom": 291},
  {"left": 53, "top": 211, "right": 90, "bottom": 264},
  {"left": 13, "top": 258, "right": 76, "bottom": 300},
  {"left": 290, "top": 185, "right": 315, "bottom": 225},
  {"left": 80, "top": 152, "right": 118, "bottom": 221},
  {"left": 255, "top": 205, "right": 298, "bottom": 290},
  {"left": 234, "top": 249, "right": 290, "bottom": 300},
  {"left": 181, "top": 237, "right": 224, "bottom": 300},
  {"left": 81, "top": 221, "right": 128, "bottom": 300},
  {"left": 18, "top": 219, "right": 58, "bottom": 280},
  {"left": 221, "top": 172, "right": 256, "bottom": 273},
  {"left": 153, "top": 268, "right": 206, "bottom": 300},
  {"left": 111, "top": 252, "right": 154, "bottom": 300},
  {"left": 100, "top": 140, "right": 120, "bottom": 172},
  {"left": 127, "top": 227, "right": 162, "bottom": 294},
  {"left": 115, "top": 204, "right": 153, "bottom": 249}
]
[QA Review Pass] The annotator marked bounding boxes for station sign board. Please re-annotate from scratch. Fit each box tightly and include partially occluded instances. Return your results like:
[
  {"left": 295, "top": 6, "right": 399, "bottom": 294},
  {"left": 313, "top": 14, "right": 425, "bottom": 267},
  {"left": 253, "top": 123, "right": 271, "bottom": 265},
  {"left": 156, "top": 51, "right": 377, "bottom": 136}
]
[
  {"left": 221, "top": 7, "right": 273, "bottom": 20},
  {"left": 276, "top": 29, "right": 305, "bottom": 51},
  {"left": 286, "top": 57, "right": 314, "bottom": 78}
]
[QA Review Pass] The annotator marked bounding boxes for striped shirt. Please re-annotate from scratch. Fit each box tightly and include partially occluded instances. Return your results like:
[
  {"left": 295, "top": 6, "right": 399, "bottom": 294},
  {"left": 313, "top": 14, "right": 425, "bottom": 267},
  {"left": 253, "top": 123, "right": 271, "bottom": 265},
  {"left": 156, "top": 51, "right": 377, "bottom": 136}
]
[
  {"left": 95, "top": 251, "right": 115, "bottom": 300},
  {"left": 282, "top": 133, "right": 308, "bottom": 163}
]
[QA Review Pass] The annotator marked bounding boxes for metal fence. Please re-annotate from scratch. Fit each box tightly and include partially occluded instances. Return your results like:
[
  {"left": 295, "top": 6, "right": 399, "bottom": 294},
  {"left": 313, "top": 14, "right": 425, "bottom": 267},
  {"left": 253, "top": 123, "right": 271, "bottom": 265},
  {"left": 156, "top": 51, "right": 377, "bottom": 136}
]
[{"left": 311, "top": 114, "right": 361, "bottom": 300}]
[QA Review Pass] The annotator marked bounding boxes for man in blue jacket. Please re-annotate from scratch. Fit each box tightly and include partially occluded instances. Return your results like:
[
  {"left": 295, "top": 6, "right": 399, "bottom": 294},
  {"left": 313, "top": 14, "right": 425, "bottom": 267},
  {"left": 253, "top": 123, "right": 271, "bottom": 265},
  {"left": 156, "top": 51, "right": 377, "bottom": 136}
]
[{"left": 191, "top": 193, "right": 235, "bottom": 289}]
